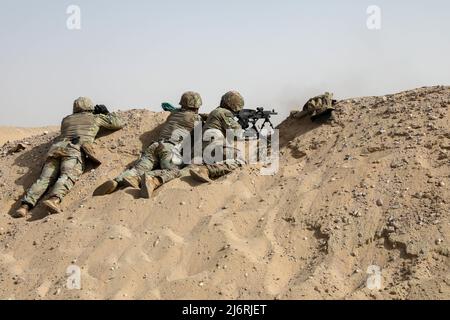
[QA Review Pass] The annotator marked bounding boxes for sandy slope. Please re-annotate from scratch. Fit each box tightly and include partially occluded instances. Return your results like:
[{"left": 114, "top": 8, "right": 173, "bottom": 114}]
[
  {"left": 0, "top": 87, "right": 449, "bottom": 300},
  {"left": 0, "top": 127, "right": 58, "bottom": 147}
]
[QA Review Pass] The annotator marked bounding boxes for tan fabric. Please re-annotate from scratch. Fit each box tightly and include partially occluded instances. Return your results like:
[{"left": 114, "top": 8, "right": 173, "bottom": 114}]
[
  {"left": 179, "top": 91, "right": 202, "bottom": 110},
  {"left": 203, "top": 107, "right": 242, "bottom": 137},
  {"left": 22, "top": 112, "right": 125, "bottom": 207},
  {"left": 159, "top": 110, "right": 201, "bottom": 143},
  {"left": 59, "top": 112, "right": 125, "bottom": 145},
  {"left": 303, "top": 92, "right": 335, "bottom": 117},
  {"left": 73, "top": 97, "right": 94, "bottom": 113},
  {"left": 220, "top": 91, "right": 244, "bottom": 112}
]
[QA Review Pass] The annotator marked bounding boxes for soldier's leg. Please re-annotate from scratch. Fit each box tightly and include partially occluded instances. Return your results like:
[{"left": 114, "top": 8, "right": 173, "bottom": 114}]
[
  {"left": 94, "top": 143, "right": 159, "bottom": 196},
  {"left": 115, "top": 143, "right": 159, "bottom": 187},
  {"left": 158, "top": 142, "right": 179, "bottom": 170},
  {"left": 207, "top": 158, "right": 245, "bottom": 178},
  {"left": 148, "top": 168, "right": 181, "bottom": 184},
  {"left": 140, "top": 168, "right": 181, "bottom": 199},
  {"left": 22, "top": 158, "right": 60, "bottom": 207},
  {"left": 140, "top": 142, "right": 183, "bottom": 198},
  {"left": 190, "top": 159, "right": 245, "bottom": 183},
  {"left": 46, "top": 156, "right": 84, "bottom": 206}
]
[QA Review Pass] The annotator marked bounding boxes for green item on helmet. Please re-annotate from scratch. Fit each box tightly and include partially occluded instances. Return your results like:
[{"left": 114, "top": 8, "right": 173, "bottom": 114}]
[{"left": 162, "top": 102, "right": 180, "bottom": 113}]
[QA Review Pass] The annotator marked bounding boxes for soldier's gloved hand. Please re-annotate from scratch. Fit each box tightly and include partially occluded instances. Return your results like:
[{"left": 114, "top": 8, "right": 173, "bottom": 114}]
[{"left": 94, "top": 105, "right": 110, "bottom": 115}]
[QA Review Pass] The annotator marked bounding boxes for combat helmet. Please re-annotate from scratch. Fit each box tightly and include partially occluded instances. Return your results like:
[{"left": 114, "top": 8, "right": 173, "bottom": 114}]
[
  {"left": 303, "top": 92, "right": 336, "bottom": 118},
  {"left": 220, "top": 91, "right": 245, "bottom": 113},
  {"left": 73, "top": 97, "right": 94, "bottom": 113},
  {"left": 179, "top": 91, "right": 202, "bottom": 110}
]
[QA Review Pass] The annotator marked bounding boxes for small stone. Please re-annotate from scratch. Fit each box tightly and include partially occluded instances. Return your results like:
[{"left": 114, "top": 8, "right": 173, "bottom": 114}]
[{"left": 376, "top": 199, "right": 384, "bottom": 207}]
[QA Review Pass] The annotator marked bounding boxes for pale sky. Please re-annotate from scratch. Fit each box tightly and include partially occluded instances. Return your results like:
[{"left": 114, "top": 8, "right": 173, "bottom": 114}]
[{"left": 1, "top": 0, "right": 449, "bottom": 126}]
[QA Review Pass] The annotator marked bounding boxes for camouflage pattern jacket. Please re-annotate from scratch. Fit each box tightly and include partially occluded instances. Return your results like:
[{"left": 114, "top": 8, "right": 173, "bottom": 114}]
[
  {"left": 159, "top": 109, "right": 202, "bottom": 144},
  {"left": 47, "top": 112, "right": 125, "bottom": 160},
  {"left": 203, "top": 107, "right": 242, "bottom": 137}
]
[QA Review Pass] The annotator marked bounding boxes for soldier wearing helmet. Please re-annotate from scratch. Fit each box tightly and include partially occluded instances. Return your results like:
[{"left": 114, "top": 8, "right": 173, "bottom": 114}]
[
  {"left": 94, "top": 91, "right": 203, "bottom": 199},
  {"left": 189, "top": 91, "right": 246, "bottom": 183},
  {"left": 13, "top": 97, "right": 125, "bottom": 218}
]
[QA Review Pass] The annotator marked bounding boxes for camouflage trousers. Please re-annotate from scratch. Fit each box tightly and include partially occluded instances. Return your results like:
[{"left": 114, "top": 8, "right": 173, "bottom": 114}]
[
  {"left": 202, "top": 139, "right": 246, "bottom": 178},
  {"left": 115, "top": 141, "right": 181, "bottom": 186},
  {"left": 23, "top": 155, "right": 84, "bottom": 207},
  {"left": 205, "top": 158, "right": 245, "bottom": 178}
]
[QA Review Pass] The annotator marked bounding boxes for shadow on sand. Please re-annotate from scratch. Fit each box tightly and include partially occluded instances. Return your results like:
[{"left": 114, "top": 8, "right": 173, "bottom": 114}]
[{"left": 8, "top": 122, "right": 167, "bottom": 222}]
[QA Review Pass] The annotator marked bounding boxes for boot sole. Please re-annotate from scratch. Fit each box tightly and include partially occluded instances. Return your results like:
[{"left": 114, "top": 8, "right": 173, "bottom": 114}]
[
  {"left": 189, "top": 169, "right": 212, "bottom": 183},
  {"left": 43, "top": 200, "right": 61, "bottom": 214},
  {"left": 123, "top": 177, "right": 140, "bottom": 189},
  {"left": 140, "top": 174, "right": 152, "bottom": 199},
  {"left": 93, "top": 180, "right": 118, "bottom": 196},
  {"left": 12, "top": 210, "right": 27, "bottom": 219}
]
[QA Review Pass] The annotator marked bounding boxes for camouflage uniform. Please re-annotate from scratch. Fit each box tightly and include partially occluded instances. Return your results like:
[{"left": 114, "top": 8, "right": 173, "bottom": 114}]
[
  {"left": 302, "top": 92, "right": 336, "bottom": 120},
  {"left": 200, "top": 91, "right": 246, "bottom": 178},
  {"left": 22, "top": 97, "right": 125, "bottom": 207},
  {"left": 115, "top": 109, "right": 202, "bottom": 185},
  {"left": 113, "top": 92, "right": 203, "bottom": 188}
]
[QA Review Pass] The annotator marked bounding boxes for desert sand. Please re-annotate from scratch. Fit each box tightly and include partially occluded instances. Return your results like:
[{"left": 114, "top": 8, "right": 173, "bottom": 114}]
[
  {"left": 0, "top": 86, "right": 448, "bottom": 300},
  {"left": 0, "top": 126, "right": 58, "bottom": 147}
]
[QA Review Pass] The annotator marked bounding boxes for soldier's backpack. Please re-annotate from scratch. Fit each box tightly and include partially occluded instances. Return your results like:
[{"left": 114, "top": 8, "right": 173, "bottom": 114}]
[{"left": 302, "top": 92, "right": 337, "bottom": 121}]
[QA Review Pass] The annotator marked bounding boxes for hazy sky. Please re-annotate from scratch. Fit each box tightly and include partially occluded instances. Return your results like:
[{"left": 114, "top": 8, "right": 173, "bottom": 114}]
[{"left": 1, "top": 0, "right": 449, "bottom": 126}]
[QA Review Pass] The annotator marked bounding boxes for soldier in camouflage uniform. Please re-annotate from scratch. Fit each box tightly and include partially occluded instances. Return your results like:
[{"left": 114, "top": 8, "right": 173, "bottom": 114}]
[
  {"left": 189, "top": 91, "right": 246, "bottom": 183},
  {"left": 302, "top": 92, "right": 336, "bottom": 121},
  {"left": 93, "top": 91, "right": 203, "bottom": 199},
  {"left": 13, "top": 97, "right": 125, "bottom": 218}
]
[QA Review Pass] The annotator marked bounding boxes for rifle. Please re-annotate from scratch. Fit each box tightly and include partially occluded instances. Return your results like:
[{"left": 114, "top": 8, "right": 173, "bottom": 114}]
[{"left": 237, "top": 107, "right": 278, "bottom": 138}]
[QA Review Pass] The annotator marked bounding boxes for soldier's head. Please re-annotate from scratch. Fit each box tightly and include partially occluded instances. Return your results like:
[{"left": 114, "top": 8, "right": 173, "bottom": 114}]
[
  {"left": 179, "top": 91, "right": 202, "bottom": 112},
  {"left": 73, "top": 97, "right": 94, "bottom": 114},
  {"left": 220, "top": 91, "right": 244, "bottom": 113}
]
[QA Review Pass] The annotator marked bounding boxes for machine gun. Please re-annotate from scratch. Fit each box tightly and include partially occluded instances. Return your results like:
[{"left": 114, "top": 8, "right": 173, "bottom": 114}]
[{"left": 237, "top": 107, "right": 278, "bottom": 138}]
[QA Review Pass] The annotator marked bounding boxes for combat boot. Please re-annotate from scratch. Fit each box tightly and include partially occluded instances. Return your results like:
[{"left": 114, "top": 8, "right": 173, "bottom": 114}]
[
  {"left": 123, "top": 176, "right": 140, "bottom": 189},
  {"left": 13, "top": 204, "right": 30, "bottom": 218},
  {"left": 140, "top": 174, "right": 162, "bottom": 199},
  {"left": 43, "top": 197, "right": 62, "bottom": 214},
  {"left": 189, "top": 165, "right": 212, "bottom": 183},
  {"left": 93, "top": 180, "right": 119, "bottom": 196}
]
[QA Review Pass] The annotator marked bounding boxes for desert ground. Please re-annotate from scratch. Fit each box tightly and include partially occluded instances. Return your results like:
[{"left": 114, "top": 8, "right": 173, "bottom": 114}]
[
  {"left": 0, "top": 86, "right": 448, "bottom": 300},
  {"left": 0, "top": 126, "right": 58, "bottom": 147}
]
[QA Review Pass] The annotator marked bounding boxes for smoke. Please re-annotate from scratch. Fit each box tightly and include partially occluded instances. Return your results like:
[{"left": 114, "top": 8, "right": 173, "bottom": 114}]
[{"left": 0, "top": 0, "right": 449, "bottom": 126}]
